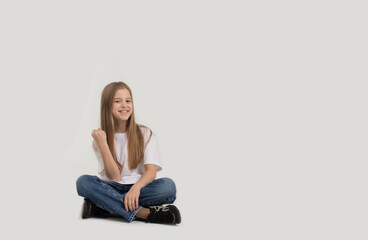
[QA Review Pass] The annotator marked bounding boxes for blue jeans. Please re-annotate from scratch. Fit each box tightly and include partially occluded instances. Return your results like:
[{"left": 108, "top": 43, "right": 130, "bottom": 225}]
[{"left": 76, "top": 175, "right": 177, "bottom": 222}]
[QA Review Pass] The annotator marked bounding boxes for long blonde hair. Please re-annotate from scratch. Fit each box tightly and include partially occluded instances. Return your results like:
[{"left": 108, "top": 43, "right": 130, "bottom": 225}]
[{"left": 99, "top": 81, "right": 152, "bottom": 171}]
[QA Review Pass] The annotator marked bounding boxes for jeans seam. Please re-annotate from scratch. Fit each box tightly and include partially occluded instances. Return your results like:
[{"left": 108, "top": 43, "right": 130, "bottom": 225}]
[
  {"left": 100, "top": 181, "right": 125, "bottom": 203},
  {"left": 100, "top": 180, "right": 139, "bottom": 222},
  {"left": 129, "top": 206, "right": 142, "bottom": 222}
]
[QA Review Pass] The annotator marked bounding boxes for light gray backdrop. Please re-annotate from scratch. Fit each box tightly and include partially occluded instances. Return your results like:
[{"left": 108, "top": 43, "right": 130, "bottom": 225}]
[{"left": 0, "top": 1, "right": 366, "bottom": 239}]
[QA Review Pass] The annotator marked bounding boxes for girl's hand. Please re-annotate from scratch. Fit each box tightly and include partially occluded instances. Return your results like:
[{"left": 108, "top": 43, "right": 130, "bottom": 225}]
[
  {"left": 91, "top": 128, "right": 107, "bottom": 145},
  {"left": 124, "top": 186, "right": 141, "bottom": 212}
]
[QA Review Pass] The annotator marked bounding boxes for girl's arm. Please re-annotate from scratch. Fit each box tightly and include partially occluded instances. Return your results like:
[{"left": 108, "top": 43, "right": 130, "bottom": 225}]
[
  {"left": 92, "top": 128, "right": 121, "bottom": 182},
  {"left": 124, "top": 164, "right": 157, "bottom": 211},
  {"left": 134, "top": 164, "right": 157, "bottom": 189},
  {"left": 98, "top": 141, "right": 121, "bottom": 182}
]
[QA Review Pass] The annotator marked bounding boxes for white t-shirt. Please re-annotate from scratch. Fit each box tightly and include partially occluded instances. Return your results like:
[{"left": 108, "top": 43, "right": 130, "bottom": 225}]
[{"left": 92, "top": 127, "right": 162, "bottom": 184}]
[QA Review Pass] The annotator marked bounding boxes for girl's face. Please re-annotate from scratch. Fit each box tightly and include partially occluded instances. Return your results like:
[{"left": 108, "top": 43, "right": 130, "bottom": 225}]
[{"left": 112, "top": 88, "right": 133, "bottom": 122}]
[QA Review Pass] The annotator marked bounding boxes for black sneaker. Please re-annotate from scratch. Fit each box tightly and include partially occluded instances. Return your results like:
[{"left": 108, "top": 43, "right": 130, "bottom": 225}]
[
  {"left": 146, "top": 205, "right": 181, "bottom": 224},
  {"left": 81, "top": 199, "right": 110, "bottom": 219}
]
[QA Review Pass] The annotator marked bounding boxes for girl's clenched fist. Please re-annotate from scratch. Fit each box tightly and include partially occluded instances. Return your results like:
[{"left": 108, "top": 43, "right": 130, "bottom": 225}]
[{"left": 91, "top": 128, "right": 107, "bottom": 145}]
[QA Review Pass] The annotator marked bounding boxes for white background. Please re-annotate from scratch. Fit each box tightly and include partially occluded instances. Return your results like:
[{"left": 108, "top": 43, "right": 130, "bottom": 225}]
[{"left": 0, "top": 1, "right": 367, "bottom": 239}]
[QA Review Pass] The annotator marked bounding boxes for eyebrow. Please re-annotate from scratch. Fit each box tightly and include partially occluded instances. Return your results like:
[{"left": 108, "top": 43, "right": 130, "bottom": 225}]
[{"left": 114, "top": 97, "right": 132, "bottom": 100}]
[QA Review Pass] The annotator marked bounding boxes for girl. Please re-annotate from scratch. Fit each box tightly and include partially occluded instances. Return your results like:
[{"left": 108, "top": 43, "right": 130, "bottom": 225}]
[{"left": 76, "top": 81, "right": 181, "bottom": 224}]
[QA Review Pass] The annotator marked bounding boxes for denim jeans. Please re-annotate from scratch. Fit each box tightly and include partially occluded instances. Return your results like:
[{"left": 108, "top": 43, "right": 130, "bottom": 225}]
[{"left": 76, "top": 175, "right": 177, "bottom": 222}]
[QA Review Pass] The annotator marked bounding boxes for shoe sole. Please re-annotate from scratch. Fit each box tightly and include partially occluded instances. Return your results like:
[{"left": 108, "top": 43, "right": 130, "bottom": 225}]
[
  {"left": 168, "top": 205, "right": 181, "bottom": 224},
  {"left": 81, "top": 200, "right": 92, "bottom": 219}
]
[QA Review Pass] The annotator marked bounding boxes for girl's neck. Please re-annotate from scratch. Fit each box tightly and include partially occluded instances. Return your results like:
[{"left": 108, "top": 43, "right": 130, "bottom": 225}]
[
  {"left": 115, "top": 127, "right": 127, "bottom": 133},
  {"left": 115, "top": 120, "right": 127, "bottom": 133}
]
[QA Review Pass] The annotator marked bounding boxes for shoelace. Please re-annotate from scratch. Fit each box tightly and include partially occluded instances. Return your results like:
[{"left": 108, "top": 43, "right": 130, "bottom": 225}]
[{"left": 151, "top": 205, "right": 170, "bottom": 212}]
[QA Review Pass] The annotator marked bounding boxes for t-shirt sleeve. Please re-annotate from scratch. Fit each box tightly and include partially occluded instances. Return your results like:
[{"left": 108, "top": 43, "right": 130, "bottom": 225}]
[
  {"left": 92, "top": 140, "right": 105, "bottom": 174},
  {"left": 143, "top": 133, "right": 163, "bottom": 172}
]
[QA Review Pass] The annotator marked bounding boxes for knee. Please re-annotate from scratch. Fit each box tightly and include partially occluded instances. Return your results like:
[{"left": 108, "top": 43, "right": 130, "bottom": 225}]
[
  {"left": 160, "top": 177, "right": 177, "bottom": 201},
  {"left": 76, "top": 174, "right": 96, "bottom": 197}
]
